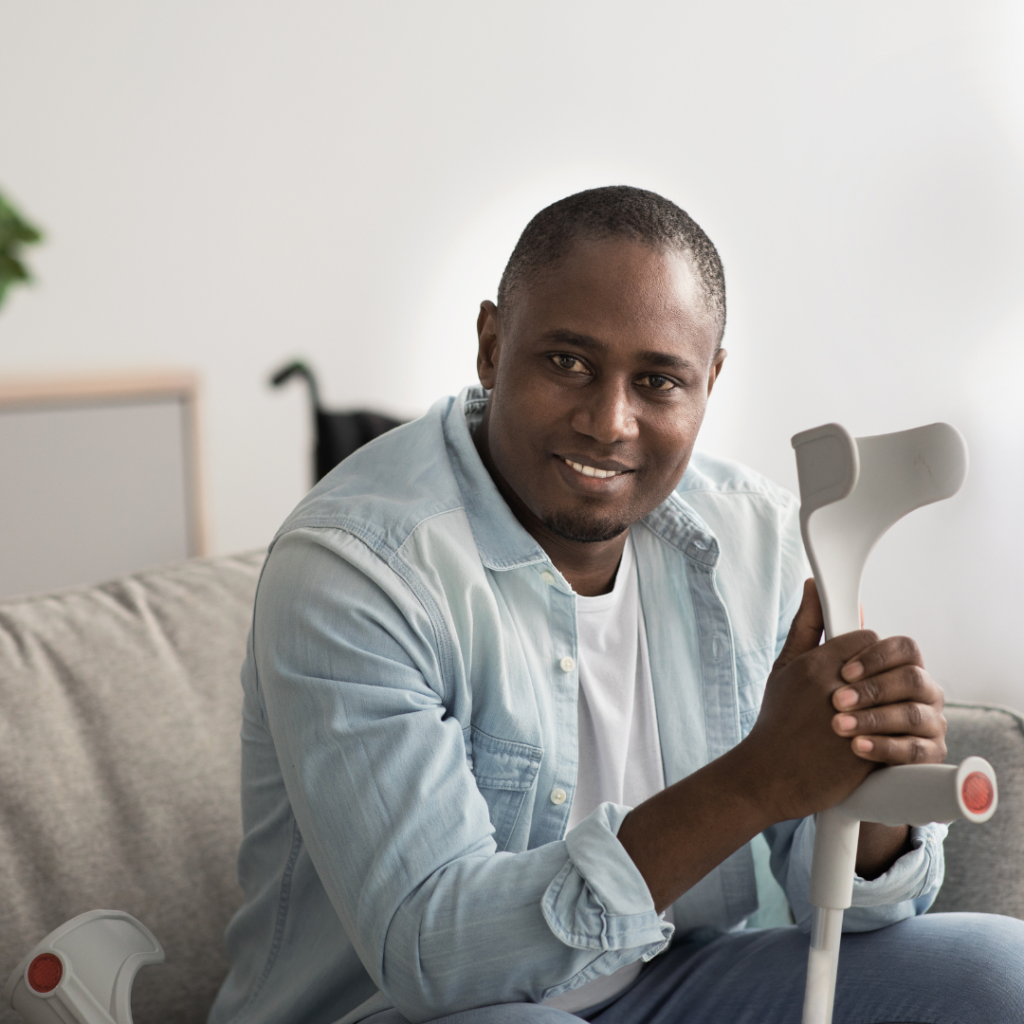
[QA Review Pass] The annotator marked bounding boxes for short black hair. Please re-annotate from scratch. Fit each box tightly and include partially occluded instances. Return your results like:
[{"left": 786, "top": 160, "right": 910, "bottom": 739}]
[{"left": 497, "top": 185, "right": 725, "bottom": 339}]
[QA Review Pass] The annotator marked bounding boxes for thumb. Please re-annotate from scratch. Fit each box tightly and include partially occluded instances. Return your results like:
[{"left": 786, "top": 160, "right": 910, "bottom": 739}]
[{"left": 773, "top": 577, "right": 824, "bottom": 671}]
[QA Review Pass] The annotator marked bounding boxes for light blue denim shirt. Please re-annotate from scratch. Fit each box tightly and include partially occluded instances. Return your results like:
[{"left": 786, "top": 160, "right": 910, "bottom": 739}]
[{"left": 210, "top": 388, "right": 945, "bottom": 1024}]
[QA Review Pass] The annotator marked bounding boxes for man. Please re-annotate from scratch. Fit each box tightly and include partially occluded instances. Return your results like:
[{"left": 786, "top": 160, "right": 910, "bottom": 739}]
[{"left": 211, "top": 187, "right": 1023, "bottom": 1024}]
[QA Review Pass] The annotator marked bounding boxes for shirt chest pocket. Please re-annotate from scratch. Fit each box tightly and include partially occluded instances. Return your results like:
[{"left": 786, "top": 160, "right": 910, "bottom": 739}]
[
  {"left": 467, "top": 727, "right": 543, "bottom": 852},
  {"left": 736, "top": 643, "right": 774, "bottom": 736}
]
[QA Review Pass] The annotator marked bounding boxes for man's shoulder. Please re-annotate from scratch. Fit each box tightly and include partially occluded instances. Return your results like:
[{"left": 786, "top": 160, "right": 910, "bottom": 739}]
[
  {"left": 677, "top": 450, "right": 798, "bottom": 511},
  {"left": 672, "top": 452, "right": 806, "bottom": 616},
  {"left": 668, "top": 450, "right": 801, "bottom": 555},
  {"left": 274, "top": 397, "right": 467, "bottom": 558}
]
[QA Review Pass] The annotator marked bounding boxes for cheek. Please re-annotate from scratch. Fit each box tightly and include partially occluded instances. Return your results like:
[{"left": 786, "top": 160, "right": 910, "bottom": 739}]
[
  {"left": 486, "top": 392, "right": 559, "bottom": 486},
  {"left": 493, "top": 375, "right": 564, "bottom": 443},
  {"left": 639, "top": 420, "right": 703, "bottom": 485}
]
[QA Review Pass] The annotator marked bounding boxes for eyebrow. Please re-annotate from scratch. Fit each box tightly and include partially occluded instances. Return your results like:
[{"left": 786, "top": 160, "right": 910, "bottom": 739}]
[{"left": 541, "top": 329, "right": 696, "bottom": 370}]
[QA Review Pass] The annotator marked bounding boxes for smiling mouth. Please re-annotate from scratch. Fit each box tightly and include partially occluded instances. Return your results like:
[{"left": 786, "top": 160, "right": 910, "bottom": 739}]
[{"left": 562, "top": 458, "right": 628, "bottom": 480}]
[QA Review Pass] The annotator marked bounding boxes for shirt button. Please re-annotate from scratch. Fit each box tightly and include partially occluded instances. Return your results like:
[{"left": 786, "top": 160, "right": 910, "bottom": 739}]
[
  {"left": 550, "top": 787, "right": 567, "bottom": 805},
  {"left": 559, "top": 656, "right": 576, "bottom": 673},
  {"left": 541, "top": 571, "right": 556, "bottom": 585}
]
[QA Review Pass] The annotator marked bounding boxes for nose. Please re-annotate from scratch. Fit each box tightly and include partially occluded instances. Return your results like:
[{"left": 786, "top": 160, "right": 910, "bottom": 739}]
[{"left": 570, "top": 378, "right": 639, "bottom": 445}]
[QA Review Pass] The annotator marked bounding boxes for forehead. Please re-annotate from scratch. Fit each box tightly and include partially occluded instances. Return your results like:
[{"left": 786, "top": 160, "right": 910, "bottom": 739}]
[{"left": 509, "top": 236, "right": 720, "bottom": 360}]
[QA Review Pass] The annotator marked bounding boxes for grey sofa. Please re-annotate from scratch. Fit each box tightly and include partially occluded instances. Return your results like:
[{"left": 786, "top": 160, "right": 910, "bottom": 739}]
[{"left": 0, "top": 552, "right": 1022, "bottom": 1023}]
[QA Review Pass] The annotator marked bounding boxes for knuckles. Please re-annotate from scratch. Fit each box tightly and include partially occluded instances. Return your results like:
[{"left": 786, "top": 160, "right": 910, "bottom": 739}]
[
  {"left": 857, "top": 707, "right": 880, "bottom": 732},
  {"left": 838, "top": 701, "right": 945, "bottom": 738},
  {"left": 847, "top": 665, "right": 941, "bottom": 709},
  {"left": 887, "top": 634, "right": 923, "bottom": 666},
  {"left": 858, "top": 635, "right": 924, "bottom": 677},
  {"left": 904, "top": 701, "right": 925, "bottom": 730},
  {"left": 907, "top": 666, "right": 944, "bottom": 709},
  {"left": 879, "top": 734, "right": 945, "bottom": 766},
  {"left": 855, "top": 676, "right": 882, "bottom": 707},
  {"left": 904, "top": 665, "right": 928, "bottom": 694},
  {"left": 903, "top": 664, "right": 935, "bottom": 699},
  {"left": 908, "top": 737, "right": 929, "bottom": 764}
]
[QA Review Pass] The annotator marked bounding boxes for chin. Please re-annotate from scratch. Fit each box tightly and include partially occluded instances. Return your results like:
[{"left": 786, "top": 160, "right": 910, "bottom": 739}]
[{"left": 541, "top": 509, "right": 632, "bottom": 544}]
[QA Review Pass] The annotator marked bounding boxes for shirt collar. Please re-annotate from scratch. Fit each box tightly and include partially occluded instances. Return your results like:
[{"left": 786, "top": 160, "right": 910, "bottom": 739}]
[
  {"left": 640, "top": 492, "right": 721, "bottom": 568},
  {"left": 443, "top": 387, "right": 551, "bottom": 571}
]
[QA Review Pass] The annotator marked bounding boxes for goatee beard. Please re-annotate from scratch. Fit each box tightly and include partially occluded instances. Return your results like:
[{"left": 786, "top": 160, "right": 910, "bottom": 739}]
[{"left": 541, "top": 509, "right": 631, "bottom": 544}]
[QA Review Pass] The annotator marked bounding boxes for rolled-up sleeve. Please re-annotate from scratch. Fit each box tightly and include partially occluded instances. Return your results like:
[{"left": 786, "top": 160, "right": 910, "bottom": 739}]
[
  {"left": 765, "top": 816, "right": 946, "bottom": 932},
  {"left": 252, "top": 528, "right": 666, "bottom": 1021},
  {"left": 540, "top": 803, "right": 673, "bottom": 999}
]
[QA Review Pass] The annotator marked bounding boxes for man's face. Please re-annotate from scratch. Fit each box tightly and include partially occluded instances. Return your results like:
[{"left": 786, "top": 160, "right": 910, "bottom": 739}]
[{"left": 477, "top": 236, "right": 726, "bottom": 544}]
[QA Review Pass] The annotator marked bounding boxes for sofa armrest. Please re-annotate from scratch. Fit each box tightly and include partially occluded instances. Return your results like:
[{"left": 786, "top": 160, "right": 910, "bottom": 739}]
[{"left": 930, "top": 702, "right": 1024, "bottom": 919}]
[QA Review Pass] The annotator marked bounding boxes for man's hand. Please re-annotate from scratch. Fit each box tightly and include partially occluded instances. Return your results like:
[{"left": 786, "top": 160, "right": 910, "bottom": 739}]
[
  {"left": 737, "top": 579, "right": 877, "bottom": 823},
  {"left": 741, "top": 578, "right": 946, "bottom": 878},
  {"left": 830, "top": 628, "right": 946, "bottom": 767},
  {"left": 738, "top": 579, "right": 946, "bottom": 825},
  {"left": 618, "top": 578, "right": 946, "bottom": 910}
]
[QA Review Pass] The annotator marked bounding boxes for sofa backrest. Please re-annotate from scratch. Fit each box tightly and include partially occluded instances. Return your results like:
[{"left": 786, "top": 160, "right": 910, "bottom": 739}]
[
  {"left": 0, "top": 552, "right": 264, "bottom": 1024},
  {"left": 0, "top": 553, "right": 1020, "bottom": 1024}
]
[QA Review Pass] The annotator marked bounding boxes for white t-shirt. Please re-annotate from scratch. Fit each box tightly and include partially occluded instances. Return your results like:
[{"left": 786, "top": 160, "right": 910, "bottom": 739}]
[{"left": 543, "top": 535, "right": 668, "bottom": 1014}]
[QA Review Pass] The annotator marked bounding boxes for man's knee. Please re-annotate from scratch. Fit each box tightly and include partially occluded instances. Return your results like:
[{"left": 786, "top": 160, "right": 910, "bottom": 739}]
[
  {"left": 846, "top": 912, "right": 1024, "bottom": 1017},
  {"left": 366, "top": 1003, "right": 578, "bottom": 1024},
  {"left": 937, "top": 913, "right": 1024, "bottom": 1012},
  {"left": 434, "top": 1005, "right": 579, "bottom": 1024},
  {"left": 918, "top": 912, "right": 1024, "bottom": 964}
]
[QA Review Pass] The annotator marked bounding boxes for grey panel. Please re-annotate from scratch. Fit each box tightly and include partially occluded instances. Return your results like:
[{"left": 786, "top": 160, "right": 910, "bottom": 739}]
[
  {"left": 931, "top": 703, "right": 1024, "bottom": 920},
  {"left": 0, "top": 399, "right": 193, "bottom": 598}
]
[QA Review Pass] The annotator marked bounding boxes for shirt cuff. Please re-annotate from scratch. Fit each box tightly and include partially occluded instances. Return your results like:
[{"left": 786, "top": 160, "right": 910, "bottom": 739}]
[
  {"left": 783, "top": 817, "right": 946, "bottom": 932},
  {"left": 848, "top": 823, "right": 947, "bottom": 910},
  {"left": 541, "top": 802, "right": 673, "bottom": 954}
]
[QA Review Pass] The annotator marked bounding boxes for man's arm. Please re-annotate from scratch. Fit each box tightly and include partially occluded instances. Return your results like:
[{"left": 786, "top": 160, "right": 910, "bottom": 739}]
[
  {"left": 618, "top": 579, "right": 947, "bottom": 913},
  {"left": 253, "top": 529, "right": 672, "bottom": 1021},
  {"left": 258, "top": 527, "right": 940, "bottom": 1016}
]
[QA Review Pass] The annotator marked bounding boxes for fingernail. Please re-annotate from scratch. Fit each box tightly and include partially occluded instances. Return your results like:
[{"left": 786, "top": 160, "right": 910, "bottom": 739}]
[
  {"left": 842, "top": 661, "right": 864, "bottom": 681},
  {"left": 854, "top": 737, "right": 873, "bottom": 753},
  {"left": 837, "top": 714, "right": 857, "bottom": 732},
  {"left": 834, "top": 687, "right": 858, "bottom": 709}
]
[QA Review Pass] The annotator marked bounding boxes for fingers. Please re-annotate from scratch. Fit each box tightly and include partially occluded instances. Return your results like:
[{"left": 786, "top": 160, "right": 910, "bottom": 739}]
[
  {"left": 842, "top": 731, "right": 947, "bottom": 765},
  {"left": 829, "top": 640, "right": 947, "bottom": 765},
  {"left": 833, "top": 699, "right": 945, "bottom": 741},
  {"left": 839, "top": 634, "right": 924, "bottom": 687},
  {"left": 773, "top": 579, "right": 824, "bottom": 670},
  {"left": 833, "top": 663, "right": 944, "bottom": 713},
  {"left": 833, "top": 691, "right": 947, "bottom": 765}
]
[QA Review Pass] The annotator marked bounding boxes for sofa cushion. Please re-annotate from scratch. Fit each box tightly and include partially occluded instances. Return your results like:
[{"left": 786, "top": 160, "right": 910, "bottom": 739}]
[
  {"left": 1, "top": 559, "right": 1020, "bottom": 1022},
  {"left": 0, "top": 551, "right": 263, "bottom": 1024},
  {"left": 932, "top": 702, "right": 1024, "bottom": 919}
]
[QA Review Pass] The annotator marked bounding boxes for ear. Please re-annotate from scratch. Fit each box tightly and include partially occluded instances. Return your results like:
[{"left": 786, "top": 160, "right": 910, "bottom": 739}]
[
  {"left": 477, "top": 300, "right": 501, "bottom": 390},
  {"left": 706, "top": 347, "right": 727, "bottom": 397}
]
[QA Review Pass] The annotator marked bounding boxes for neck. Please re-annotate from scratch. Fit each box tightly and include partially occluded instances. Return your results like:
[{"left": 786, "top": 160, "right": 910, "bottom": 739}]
[{"left": 472, "top": 414, "right": 627, "bottom": 597}]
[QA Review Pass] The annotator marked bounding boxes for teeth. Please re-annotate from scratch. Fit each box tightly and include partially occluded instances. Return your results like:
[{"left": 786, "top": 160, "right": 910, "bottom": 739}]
[{"left": 565, "top": 459, "right": 620, "bottom": 479}]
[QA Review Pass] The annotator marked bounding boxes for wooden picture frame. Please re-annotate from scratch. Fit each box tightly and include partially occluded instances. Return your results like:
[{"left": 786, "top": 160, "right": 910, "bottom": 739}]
[{"left": 0, "top": 371, "right": 206, "bottom": 598}]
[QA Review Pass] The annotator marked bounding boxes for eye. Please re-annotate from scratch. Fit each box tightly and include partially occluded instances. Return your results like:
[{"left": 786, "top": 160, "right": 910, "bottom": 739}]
[
  {"left": 551, "top": 354, "right": 589, "bottom": 374},
  {"left": 638, "top": 374, "right": 676, "bottom": 392}
]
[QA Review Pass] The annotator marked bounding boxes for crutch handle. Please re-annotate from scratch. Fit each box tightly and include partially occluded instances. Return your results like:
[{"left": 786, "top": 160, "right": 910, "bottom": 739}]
[{"left": 4, "top": 910, "right": 164, "bottom": 1024}]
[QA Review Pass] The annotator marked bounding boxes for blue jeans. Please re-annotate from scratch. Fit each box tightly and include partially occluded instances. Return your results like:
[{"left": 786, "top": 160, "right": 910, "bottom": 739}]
[{"left": 363, "top": 913, "right": 1024, "bottom": 1024}]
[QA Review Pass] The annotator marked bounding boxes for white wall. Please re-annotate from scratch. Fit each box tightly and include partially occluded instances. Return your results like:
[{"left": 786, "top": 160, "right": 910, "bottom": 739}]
[{"left": 2, "top": 1, "right": 1023, "bottom": 706}]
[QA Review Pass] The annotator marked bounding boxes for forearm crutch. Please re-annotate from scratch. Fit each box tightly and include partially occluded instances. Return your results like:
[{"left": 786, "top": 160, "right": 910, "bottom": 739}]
[{"left": 791, "top": 422, "right": 997, "bottom": 1024}]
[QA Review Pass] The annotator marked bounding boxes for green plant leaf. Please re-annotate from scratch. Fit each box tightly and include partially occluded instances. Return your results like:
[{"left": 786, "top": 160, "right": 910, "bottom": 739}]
[{"left": 0, "top": 188, "right": 44, "bottom": 311}]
